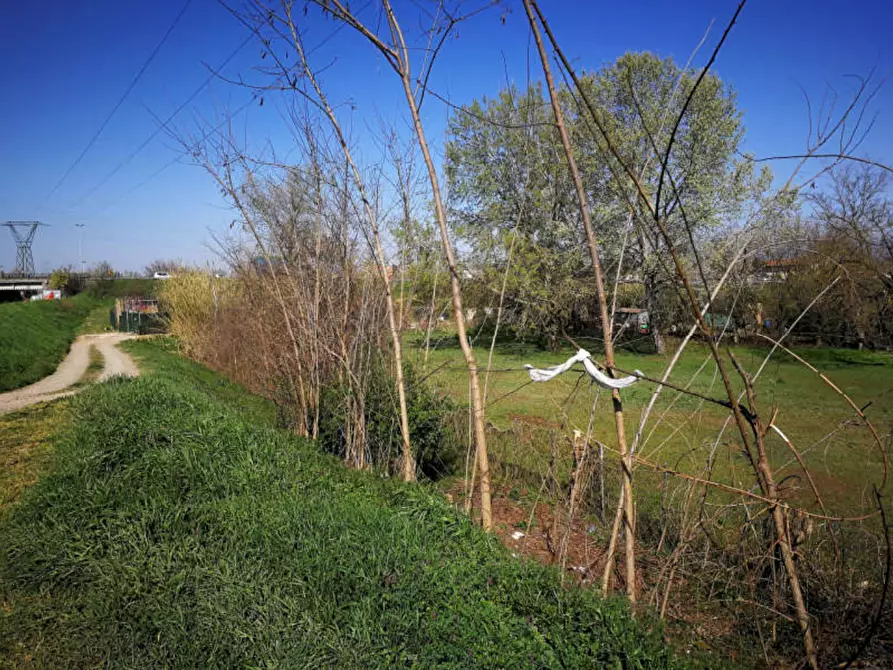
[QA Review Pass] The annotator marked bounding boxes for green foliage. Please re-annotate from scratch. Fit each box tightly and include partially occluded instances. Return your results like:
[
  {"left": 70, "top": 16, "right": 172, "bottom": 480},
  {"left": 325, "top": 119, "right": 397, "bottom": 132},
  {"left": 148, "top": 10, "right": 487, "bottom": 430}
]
[
  {"left": 86, "top": 278, "right": 158, "bottom": 299},
  {"left": 612, "top": 283, "right": 646, "bottom": 310},
  {"left": 0, "top": 294, "right": 99, "bottom": 392},
  {"left": 47, "top": 267, "right": 72, "bottom": 291},
  {"left": 446, "top": 52, "right": 754, "bottom": 344},
  {"left": 0, "top": 341, "right": 712, "bottom": 669},
  {"left": 446, "top": 83, "right": 587, "bottom": 339},
  {"left": 318, "top": 356, "right": 460, "bottom": 479}
]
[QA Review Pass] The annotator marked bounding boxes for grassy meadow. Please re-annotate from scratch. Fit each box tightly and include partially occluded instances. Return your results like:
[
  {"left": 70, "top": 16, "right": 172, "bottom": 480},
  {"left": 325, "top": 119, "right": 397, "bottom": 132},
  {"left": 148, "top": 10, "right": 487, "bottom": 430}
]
[
  {"left": 407, "top": 331, "right": 893, "bottom": 517},
  {"left": 0, "top": 337, "right": 715, "bottom": 669}
]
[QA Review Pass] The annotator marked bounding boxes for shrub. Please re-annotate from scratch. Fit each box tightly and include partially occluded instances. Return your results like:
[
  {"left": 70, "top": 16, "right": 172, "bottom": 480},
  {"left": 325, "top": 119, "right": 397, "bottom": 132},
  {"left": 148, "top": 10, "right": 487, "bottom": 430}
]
[
  {"left": 47, "top": 268, "right": 71, "bottom": 291},
  {"left": 318, "top": 356, "right": 460, "bottom": 479},
  {"left": 156, "top": 271, "right": 239, "bottom": 362}
]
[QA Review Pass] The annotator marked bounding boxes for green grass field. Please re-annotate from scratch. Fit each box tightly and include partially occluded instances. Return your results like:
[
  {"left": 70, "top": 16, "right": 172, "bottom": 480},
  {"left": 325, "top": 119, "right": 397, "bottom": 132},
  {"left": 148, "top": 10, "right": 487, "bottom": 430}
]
[
  {"left": 407, "top": 332, "right": 893, "bottom": 516},
  {"left": 0, "top": 338, "right": 716, "bottom": 669},
  {"left": 0, "top": 295, "right": 102, "bottom": 392}
]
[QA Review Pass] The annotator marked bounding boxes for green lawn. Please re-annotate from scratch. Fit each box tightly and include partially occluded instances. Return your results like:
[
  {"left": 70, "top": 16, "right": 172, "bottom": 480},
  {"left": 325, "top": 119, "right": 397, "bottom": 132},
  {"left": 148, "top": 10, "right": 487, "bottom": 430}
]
[
  {"left": 0, "top": 338, "right": 716, "bottom": 669},
  {"left": 0, "top": 294, "right": 101, "bottom": 392},
  {"left": 0, "top": 401, "right": 69, "bottom": 509},
  {"left": 408, "top": 332, "right": 893, "bottom": 516}
]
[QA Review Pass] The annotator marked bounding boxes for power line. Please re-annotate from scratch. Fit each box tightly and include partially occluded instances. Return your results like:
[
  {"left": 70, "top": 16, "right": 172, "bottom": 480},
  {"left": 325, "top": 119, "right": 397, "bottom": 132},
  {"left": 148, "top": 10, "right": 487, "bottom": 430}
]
[
  {"left": 81, "top": 93, "right": 260, "bottom": 220},
  {"left": 67, "top": 33, "right": 255, "bottom": 210},
  {"left": 68, "top": 2, "right": 370, "bottom": 214},
  {"left": 45, "top": 0, "right": 194, "bottom": 201}
]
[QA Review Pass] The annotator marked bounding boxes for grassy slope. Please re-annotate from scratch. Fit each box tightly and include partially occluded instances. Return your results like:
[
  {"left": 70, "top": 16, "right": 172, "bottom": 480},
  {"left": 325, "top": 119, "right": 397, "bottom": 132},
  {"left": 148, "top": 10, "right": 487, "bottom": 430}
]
[
  {"left": 0, "top": 401, "right": 69, "bottom": 509},
  {"left": 0, "top": 338, "right": 715, "bottom": 669},
  {"left": 86, "top": 278, "right": 158, "bottom": 299},
  {"left": 0, "top": 295, "right": 100, "bottom": 392},
  {"left": 408, "top": 334, "right": 893, "bottom": 514}
]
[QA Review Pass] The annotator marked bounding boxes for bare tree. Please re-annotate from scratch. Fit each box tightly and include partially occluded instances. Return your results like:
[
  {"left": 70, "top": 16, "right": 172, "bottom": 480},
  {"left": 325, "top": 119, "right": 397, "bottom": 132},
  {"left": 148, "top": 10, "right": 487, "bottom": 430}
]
[
  {"left": 523, "top": 0, "right": 637, "bottom": 604},
  {"left": 222, "top": 0, "right": 419, "bottom": 480},
  {"left": 306, "top": 0, "right": 495, "bottom": 528}
]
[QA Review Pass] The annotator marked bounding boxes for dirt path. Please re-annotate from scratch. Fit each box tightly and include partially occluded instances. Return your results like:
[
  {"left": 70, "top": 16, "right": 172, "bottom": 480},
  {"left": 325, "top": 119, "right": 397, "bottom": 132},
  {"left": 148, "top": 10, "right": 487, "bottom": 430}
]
[{"left": 0, "top": 334, "right": 139, "bottom": 416}]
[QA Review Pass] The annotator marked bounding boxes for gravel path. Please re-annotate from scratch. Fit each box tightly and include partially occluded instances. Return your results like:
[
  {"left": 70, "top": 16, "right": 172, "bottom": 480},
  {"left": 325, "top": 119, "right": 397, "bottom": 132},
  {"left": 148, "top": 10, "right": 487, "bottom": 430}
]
[{"left": 0, "top": 334, "right": 139, "bottom": 416}]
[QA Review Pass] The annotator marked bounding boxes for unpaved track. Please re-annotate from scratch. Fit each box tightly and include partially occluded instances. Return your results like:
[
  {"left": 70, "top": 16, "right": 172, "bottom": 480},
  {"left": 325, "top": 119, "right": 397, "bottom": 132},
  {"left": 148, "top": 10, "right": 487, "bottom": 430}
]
[{"left": 0, "top": 334, "right": 139, "bottom": 416}]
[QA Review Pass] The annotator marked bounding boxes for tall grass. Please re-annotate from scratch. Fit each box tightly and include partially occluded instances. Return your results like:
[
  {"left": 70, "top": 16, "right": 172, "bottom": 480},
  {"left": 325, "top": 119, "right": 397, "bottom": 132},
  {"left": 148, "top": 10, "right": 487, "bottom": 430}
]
[
  {"left": 156, "top": 271, "right": 238, "bottom": 363},
  {"left": 0, "top": 294, "right": 99, "bottom": 392},
  {"left": 0, "top": 340, "right": 717, "bottom": 669}
]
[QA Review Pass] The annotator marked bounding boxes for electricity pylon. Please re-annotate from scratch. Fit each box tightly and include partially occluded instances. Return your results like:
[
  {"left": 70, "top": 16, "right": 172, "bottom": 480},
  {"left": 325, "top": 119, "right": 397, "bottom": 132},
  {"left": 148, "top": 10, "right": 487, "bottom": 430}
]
[{"left": 3, "top": 221, "right": 46, "bottom": 275}]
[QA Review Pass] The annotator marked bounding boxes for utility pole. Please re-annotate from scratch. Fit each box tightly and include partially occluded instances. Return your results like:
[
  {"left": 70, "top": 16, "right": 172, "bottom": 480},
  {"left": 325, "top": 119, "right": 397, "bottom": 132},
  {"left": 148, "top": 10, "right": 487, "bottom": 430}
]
[
  {"left": 3, "top": 221, "right": 46, "bottom": 275},
  {"left": 75, "top": 224, "right": 85, "bottom": 274}
]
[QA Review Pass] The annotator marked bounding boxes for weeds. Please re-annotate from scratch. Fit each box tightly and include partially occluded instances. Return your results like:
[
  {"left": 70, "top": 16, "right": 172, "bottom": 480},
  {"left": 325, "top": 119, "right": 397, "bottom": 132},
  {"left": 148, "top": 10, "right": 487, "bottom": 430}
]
[{"left": 318, "top": 355, "right": 460, "bottom": 479}]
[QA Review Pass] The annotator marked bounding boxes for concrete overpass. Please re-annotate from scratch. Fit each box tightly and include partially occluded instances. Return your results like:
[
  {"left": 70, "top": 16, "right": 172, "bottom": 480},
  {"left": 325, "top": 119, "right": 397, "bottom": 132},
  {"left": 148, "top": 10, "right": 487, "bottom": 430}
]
[{"left": 0, "top": 275, "right": 49, "bottom": 300}]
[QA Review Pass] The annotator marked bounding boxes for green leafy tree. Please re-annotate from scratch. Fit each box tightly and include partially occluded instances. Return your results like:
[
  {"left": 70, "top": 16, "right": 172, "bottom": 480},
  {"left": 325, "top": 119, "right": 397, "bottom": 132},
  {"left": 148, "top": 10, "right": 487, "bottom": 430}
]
[
  {"left": 48, "top": 267, "right": 72, "bottom": 291},
  {"left": 574, "top": 52, "right": 753, "bottom": 352},
  {"left": 446, "top": 83, "right": 589, "bottom": 344},
  {"left": 446, "top": 52, "right": 753, "bottom": 351}
]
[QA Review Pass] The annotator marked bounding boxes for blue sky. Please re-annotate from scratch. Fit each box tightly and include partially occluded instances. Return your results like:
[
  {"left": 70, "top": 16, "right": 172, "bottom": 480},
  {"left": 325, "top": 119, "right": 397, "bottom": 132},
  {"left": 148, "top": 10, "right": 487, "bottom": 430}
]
[{"left": 1, "top": 0, "right": 891, "bottom": 273}]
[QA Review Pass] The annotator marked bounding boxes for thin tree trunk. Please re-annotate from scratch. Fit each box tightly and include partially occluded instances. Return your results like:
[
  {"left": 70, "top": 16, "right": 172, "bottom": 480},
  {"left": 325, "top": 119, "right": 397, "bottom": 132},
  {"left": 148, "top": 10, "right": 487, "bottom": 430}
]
[
  {"left": 423, "top": 265, "right": 439, "bottom": 371},
  {"left": 381, "top": 0, "right": 492, "bottom": 527},
  {"left": 643, "top": 268, "right": 666, "bottom": 355},
  {"left": 311, "top": 158, "right": 324, "bottom": 440},
  {"left": 731, "top": 352, "right": 818, "bottom": 668},
  {"left": 524, "top": 0, "right": 636, "bottom": 603},
  {"left": 602, "top": 487, "right": 625, "bottom": 594}
]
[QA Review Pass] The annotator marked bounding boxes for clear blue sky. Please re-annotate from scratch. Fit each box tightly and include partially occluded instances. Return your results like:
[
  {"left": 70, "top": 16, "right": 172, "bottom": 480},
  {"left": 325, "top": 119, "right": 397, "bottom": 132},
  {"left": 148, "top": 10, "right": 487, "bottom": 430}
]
[{"left": 1, "top": 0, "right": 891, "bottom": 273}]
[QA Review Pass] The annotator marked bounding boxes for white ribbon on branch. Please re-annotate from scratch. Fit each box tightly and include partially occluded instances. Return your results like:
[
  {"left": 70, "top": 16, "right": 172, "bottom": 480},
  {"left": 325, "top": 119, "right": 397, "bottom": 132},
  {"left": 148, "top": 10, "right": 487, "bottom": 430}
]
[{"left": 524, "top": 348, "right": 643, "bottom": 390}]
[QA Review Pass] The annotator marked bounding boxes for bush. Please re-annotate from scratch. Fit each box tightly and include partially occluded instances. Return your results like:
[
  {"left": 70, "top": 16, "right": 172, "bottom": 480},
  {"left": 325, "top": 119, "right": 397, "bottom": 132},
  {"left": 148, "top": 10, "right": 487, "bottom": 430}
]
[
  {"left": 86, "top": 278, "right": 158, "bottom": 299},
  {"left": 318, "top": 356, "right": 460, "bottom": 479},
  {"left": 156, "top": 271, "right": 238, "bottom": 361},
  {"left": 47, "top": 268, "right": 71, "bottom": 291}
]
